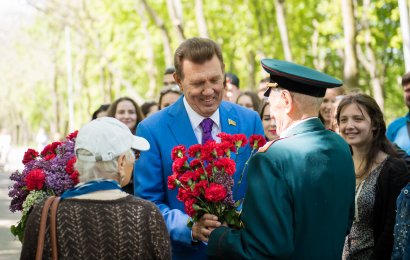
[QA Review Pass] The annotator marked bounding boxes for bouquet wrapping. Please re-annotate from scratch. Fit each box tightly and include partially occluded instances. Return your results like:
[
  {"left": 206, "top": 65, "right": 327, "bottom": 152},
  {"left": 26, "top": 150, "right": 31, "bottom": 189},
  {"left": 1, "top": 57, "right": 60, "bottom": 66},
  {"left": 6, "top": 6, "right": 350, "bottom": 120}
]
[
  {"left": 8, "top": 131, "right": 79, "bottom": 241},
  {"left": 168, "top": 132, "right": 266, "bottom": 228}
]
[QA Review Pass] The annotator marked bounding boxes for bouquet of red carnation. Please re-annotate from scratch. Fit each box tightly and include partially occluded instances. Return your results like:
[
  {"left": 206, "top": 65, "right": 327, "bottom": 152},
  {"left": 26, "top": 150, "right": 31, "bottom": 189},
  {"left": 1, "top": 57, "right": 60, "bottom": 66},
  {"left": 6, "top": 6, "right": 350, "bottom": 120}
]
[
  {"left": 168, "top": 132, "right": 266, "bottom": 228},
  {"left": 8, "top": 131, "right": 80, "bottom": 241}
]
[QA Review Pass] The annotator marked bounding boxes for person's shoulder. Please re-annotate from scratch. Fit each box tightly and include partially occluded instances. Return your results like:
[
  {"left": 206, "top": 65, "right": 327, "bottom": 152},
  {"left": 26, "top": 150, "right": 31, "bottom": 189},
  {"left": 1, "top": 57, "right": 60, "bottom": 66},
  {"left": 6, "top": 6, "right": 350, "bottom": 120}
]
[
  {"left": 139, "top": 107, "right": 171, "bottom": 127},
  {"left": 258, "top": 138, "right": 284, "bottom": 153},
  {"left": 380, "top": 156, "right": 410, "bottom": 184},
  {"left": 387, "top": 115, "right": 408, "bottom": 129}
]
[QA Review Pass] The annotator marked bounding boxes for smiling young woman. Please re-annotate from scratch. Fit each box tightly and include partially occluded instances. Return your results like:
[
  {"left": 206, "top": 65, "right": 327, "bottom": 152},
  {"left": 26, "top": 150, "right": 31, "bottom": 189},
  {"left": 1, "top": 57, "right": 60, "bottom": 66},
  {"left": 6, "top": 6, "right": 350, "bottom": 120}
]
[{"left": 336, "top": 93, "right": 410, "bottom": 259}]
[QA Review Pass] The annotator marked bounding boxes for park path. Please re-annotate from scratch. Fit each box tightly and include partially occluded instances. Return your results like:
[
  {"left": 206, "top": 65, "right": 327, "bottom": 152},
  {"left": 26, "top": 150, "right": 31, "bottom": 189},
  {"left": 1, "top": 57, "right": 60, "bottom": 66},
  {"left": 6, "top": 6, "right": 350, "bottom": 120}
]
[{"left": 0, "top": 146, "right": 25, "bottom": 260}]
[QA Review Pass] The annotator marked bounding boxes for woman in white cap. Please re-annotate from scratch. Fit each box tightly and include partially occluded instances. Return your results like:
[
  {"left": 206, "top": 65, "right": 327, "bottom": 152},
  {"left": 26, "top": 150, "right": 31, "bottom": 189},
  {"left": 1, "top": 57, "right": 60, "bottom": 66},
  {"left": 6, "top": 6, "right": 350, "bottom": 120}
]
[{"left": 21, "top": 117, "right": 171, "bottom": 259}]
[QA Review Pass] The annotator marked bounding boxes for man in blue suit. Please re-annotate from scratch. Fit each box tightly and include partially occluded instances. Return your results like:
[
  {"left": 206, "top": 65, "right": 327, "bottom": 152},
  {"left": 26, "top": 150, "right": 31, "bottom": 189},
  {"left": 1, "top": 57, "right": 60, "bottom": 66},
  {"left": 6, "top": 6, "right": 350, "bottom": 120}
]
[{"left": 134, "top": 37, "right": 264, "bottom": 259}]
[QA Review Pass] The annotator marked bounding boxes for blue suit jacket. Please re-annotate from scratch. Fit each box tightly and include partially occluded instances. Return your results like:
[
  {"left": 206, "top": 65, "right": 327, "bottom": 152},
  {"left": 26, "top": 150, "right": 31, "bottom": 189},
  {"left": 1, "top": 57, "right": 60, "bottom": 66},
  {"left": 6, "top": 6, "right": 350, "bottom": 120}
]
[{"left": 134, "top": 96, "right": 264, "bottom": 259}]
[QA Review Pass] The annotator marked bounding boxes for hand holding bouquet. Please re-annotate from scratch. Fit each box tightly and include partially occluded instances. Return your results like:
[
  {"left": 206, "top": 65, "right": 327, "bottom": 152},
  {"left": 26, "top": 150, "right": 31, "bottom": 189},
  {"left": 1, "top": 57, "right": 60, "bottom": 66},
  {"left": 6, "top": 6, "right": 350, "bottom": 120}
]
[{"left": 167, "top": 133, "right": 266, "bottom": 228}]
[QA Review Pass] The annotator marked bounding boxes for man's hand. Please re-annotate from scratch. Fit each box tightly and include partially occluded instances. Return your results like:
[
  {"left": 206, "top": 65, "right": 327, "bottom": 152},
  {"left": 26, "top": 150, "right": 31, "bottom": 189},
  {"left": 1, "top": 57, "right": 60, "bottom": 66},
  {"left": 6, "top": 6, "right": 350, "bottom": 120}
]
[{"left": 192, "top": 213, "right": 221, "bottom": 242}]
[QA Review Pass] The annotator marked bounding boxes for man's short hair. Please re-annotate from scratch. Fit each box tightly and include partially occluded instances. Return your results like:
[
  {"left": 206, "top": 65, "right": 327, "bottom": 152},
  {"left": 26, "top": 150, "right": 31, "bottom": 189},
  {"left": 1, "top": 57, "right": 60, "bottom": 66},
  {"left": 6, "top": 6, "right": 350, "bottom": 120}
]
[
  {"left": 402, "top": 71, "right": 410, "bottom": 87},
  {"left": 174, "top": 37, "right": 224, "bottom": 80}
]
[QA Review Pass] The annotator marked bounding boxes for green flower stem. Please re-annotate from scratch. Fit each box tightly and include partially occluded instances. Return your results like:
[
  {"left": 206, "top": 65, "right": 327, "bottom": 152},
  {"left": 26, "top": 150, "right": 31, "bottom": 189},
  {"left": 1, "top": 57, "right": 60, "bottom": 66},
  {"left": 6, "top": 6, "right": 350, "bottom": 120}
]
[{"left": 234, "top": 148, "right": 256, "bottom": 199}]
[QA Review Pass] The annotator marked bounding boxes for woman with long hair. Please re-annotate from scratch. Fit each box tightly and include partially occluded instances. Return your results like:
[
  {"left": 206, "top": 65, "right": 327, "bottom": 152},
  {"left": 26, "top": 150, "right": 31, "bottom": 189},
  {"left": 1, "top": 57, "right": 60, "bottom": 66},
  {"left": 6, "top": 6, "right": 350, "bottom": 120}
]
[{"left": 336, "top": 93, "right": 409, "bottom": 259}]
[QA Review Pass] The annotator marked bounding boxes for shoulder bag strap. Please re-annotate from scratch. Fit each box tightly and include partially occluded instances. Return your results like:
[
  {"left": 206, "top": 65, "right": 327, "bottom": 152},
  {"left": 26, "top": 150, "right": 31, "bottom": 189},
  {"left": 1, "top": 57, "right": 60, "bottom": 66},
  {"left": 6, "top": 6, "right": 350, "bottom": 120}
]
[
  {"left": 35, "top": 196, "right": 56, "bottom": 260},
  {"left": 50, "top": 197, "right": 61, "bottom": 260}
]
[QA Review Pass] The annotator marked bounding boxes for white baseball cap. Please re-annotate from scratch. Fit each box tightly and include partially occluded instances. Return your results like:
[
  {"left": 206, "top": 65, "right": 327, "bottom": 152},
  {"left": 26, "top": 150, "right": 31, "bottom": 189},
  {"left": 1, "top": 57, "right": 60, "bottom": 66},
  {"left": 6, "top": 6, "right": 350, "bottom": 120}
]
[{"left": 75, "top": 117, "right": 150, "bottom": 162}]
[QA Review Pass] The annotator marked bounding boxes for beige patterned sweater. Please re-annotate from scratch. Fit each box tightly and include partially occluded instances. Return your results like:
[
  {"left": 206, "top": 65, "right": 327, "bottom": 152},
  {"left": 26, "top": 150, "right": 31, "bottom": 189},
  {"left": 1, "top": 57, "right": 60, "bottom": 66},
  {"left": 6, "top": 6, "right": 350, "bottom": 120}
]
[{"left": 20, "top": 195, "right": 171, "bottom": 260}]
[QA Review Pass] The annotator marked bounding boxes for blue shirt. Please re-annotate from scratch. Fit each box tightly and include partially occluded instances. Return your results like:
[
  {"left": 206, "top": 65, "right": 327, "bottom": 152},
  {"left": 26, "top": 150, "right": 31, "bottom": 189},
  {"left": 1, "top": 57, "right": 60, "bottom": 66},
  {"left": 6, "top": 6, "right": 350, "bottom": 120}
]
[{"left": 387, "top": 113, "right": 410, "bottom": 154}]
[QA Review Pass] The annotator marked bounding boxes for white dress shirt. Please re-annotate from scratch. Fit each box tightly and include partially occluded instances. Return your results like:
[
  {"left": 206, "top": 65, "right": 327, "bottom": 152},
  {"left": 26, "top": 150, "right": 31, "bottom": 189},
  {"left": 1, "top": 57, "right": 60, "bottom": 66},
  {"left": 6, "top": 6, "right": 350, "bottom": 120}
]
[{"left": 183, "top": 97, "right": 221, "bottom": 144}]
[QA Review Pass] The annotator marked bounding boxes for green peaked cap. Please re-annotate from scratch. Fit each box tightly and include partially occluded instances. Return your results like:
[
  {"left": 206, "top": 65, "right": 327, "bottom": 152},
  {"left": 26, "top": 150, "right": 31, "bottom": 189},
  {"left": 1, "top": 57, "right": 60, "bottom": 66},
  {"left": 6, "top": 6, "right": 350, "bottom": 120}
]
[{"left": 261, "top": 58, "right": 343, "bottom": 98}]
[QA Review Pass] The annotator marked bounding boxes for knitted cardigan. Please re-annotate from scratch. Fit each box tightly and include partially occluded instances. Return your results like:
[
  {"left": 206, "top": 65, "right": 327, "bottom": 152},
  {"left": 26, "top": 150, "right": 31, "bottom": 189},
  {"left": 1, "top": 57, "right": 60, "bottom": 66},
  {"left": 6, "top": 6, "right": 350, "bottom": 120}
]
[
  {"left": 20, "top": 195, "right": 171, "bottom": 260},
  {"left": 373, "top": 156, "right": 410, "bottom": 259}
]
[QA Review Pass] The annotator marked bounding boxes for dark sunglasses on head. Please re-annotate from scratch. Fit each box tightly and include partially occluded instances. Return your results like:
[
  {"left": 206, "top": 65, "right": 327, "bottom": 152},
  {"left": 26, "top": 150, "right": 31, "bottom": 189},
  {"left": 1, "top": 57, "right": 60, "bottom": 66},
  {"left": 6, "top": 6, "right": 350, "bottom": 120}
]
[{"left": 131, "top": 149, "right": 141, "bottom": 160}]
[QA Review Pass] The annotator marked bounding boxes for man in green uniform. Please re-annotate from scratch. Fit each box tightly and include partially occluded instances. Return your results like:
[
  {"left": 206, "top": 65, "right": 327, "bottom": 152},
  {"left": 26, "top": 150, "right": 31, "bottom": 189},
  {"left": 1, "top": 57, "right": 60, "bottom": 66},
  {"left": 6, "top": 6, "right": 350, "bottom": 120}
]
[{"left": 207, "top": 59, "right": 355, "bottom": 259}]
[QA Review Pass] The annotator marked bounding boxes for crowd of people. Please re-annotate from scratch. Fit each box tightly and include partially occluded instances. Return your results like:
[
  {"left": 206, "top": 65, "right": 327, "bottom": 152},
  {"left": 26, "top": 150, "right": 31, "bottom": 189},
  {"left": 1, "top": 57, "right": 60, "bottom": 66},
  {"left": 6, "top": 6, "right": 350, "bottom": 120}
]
[{"left": 22, "top": 37, "right": 410, "bottom": 259}]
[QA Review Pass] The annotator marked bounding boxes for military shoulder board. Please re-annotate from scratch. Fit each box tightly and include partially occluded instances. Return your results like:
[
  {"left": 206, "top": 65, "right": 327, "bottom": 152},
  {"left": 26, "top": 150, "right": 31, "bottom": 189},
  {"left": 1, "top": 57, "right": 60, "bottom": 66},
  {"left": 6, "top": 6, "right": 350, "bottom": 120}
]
[{"left": 258, "top": 137, "right": 282, "bottom": 153}]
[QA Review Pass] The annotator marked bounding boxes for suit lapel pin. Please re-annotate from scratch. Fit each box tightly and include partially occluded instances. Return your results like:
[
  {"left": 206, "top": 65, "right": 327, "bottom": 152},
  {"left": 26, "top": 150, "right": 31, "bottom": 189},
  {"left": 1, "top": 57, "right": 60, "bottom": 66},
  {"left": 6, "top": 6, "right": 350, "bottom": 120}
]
[{"left": 228, "top": 119, "right": 236, "bottom": 126}]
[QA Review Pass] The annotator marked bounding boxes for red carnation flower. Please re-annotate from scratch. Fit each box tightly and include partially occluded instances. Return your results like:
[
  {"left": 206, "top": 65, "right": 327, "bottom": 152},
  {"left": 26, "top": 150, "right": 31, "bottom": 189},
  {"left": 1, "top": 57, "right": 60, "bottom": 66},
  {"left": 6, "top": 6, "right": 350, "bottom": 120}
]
[
  {"left": 200, "top": 141, "right": 218, "bottom": 161},
  {"left": 232, "top": 134, "right": 247, "bottom": 149},
  {"left": 70, "top": 171, "right": 80, "bottom": 185},
  {"left": 172, "top": 157, "right": 189, "bottom": 173},
  {"left": 189, "top": 159, "right": 202, "bottom": 169},
  {"left": 22, "top": 149, "right": 39, "bottom": 165},
  {"left": 171, "top": 145, "right": 186, "bottom": 161},
  {"left": 193, "top": 179, "right": 208, "bottom": 196},
  {"left": 179, "top": 171, "right": 200, "bottom": 186},
  {"left": 214, "top": 158, "right": 236, "bottom": 176},
  {"left": 65, "top": 157, "right": 76, "bottom": 174},
  {"left": 204, "top": 183, "right": 226, "bottom": 202},
  {"left": 218, "top": 141, "right": 236, "bottom": 156},
  {"left": 188, "top": 144, "right": 202, "bottom": 158},
  {"left": 25, "top": 169, "right": 46, "bottom": 191},
  {"left": 167, "top": 173, "right": 180, "bottom": 190},
  {"left": 249, "top": 134, "right": 267, "bottom": 150},
  {"left": 205, "top": 164, "right": 213, "bottom": 177},
  {"left": 184, "top": 198, "right": 197, "bottom": 217},
  {"left": 177, "top": 187, "right": 191, "bottom": 202},
  {"left": 40, "top": 141, "right": 61, "bottom": 160},
  {"left": 66, "top": 130, "right": 78, "bottom": 140},
  {"left": 43, "top": 154, "right": 56, "bottom": 161},
  {"left": 217, "top": 132, "right": 233, "bottom": 143}
]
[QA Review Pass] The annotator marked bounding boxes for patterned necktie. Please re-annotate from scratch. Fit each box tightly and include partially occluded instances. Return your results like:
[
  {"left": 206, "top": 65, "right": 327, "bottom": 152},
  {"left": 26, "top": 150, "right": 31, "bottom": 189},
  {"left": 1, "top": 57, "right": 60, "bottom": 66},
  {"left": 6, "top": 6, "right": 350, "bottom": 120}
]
[{"left": 200, "top": 118, "right": 214, "bottom": 144}]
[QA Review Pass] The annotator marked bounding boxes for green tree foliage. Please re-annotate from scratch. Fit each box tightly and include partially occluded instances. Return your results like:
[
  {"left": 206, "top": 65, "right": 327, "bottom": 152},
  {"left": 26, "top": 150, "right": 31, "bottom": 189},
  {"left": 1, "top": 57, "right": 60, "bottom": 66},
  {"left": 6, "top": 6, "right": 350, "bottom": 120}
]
[{"left": 0, "top": 0, "right": 407, "bottom": 144}]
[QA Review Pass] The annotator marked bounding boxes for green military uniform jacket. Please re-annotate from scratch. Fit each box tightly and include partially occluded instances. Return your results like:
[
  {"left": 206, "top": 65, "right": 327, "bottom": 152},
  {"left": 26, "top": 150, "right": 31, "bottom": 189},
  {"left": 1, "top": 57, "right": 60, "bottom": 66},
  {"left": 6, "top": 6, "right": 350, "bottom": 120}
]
[{"left": 207, "top": 118, "right": 355, "bottom": 259}]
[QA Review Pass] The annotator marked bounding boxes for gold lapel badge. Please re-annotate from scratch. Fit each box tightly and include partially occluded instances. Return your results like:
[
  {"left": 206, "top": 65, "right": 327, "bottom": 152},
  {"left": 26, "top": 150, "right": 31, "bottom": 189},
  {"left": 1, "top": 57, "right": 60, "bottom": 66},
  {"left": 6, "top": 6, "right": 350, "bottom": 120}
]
[{"left": 228, "top": 119, "right": 236, "bottom": 126}]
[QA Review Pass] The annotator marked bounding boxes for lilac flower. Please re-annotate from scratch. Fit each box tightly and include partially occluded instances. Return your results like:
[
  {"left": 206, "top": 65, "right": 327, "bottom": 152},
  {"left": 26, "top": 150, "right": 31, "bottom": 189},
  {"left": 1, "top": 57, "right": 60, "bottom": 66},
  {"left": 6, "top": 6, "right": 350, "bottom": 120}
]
[{"left": 8, "top": 131, "right": 79, "bottom": 241}]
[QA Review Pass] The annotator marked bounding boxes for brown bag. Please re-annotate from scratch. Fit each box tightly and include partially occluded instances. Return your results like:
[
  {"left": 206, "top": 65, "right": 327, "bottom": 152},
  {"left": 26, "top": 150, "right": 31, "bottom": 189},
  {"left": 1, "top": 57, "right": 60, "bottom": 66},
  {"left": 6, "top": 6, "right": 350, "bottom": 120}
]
[{"left": 35, "top": 196, "right": 61, "bottom": 260}]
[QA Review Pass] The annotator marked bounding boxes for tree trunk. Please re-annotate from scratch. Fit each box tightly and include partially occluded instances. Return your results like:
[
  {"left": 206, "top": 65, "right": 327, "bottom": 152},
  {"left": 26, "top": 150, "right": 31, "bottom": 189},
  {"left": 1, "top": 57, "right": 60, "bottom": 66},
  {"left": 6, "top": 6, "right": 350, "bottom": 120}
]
[
  {"left": 139, "top": 0, "right": 173, "bottom": 67},
  {"left": 274, "top": 0, "right": 293, "bottom": 61},
  {"left": 341, "top": 0, "right": 359, "bottom": 90},
  {"left": 136, "top": 2, "right": 157, "bottom": 99},
  {"left": 399, "top": 0, "right": 410, "bottom": 71},
  {"left": 356, "top": 0, "right": 384, "bottom": 110},
  {"left": 65, "top": 27, "right": 75, "bottom": 133},
  {"left": 166, "top": 0, "right": 185, "bottom": 43},
  {"left": 195, "top": 0, "right": 208, "bottom": 38},
  {"left": 247, "top": 50, "right": 256, "bottom": 90}
]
